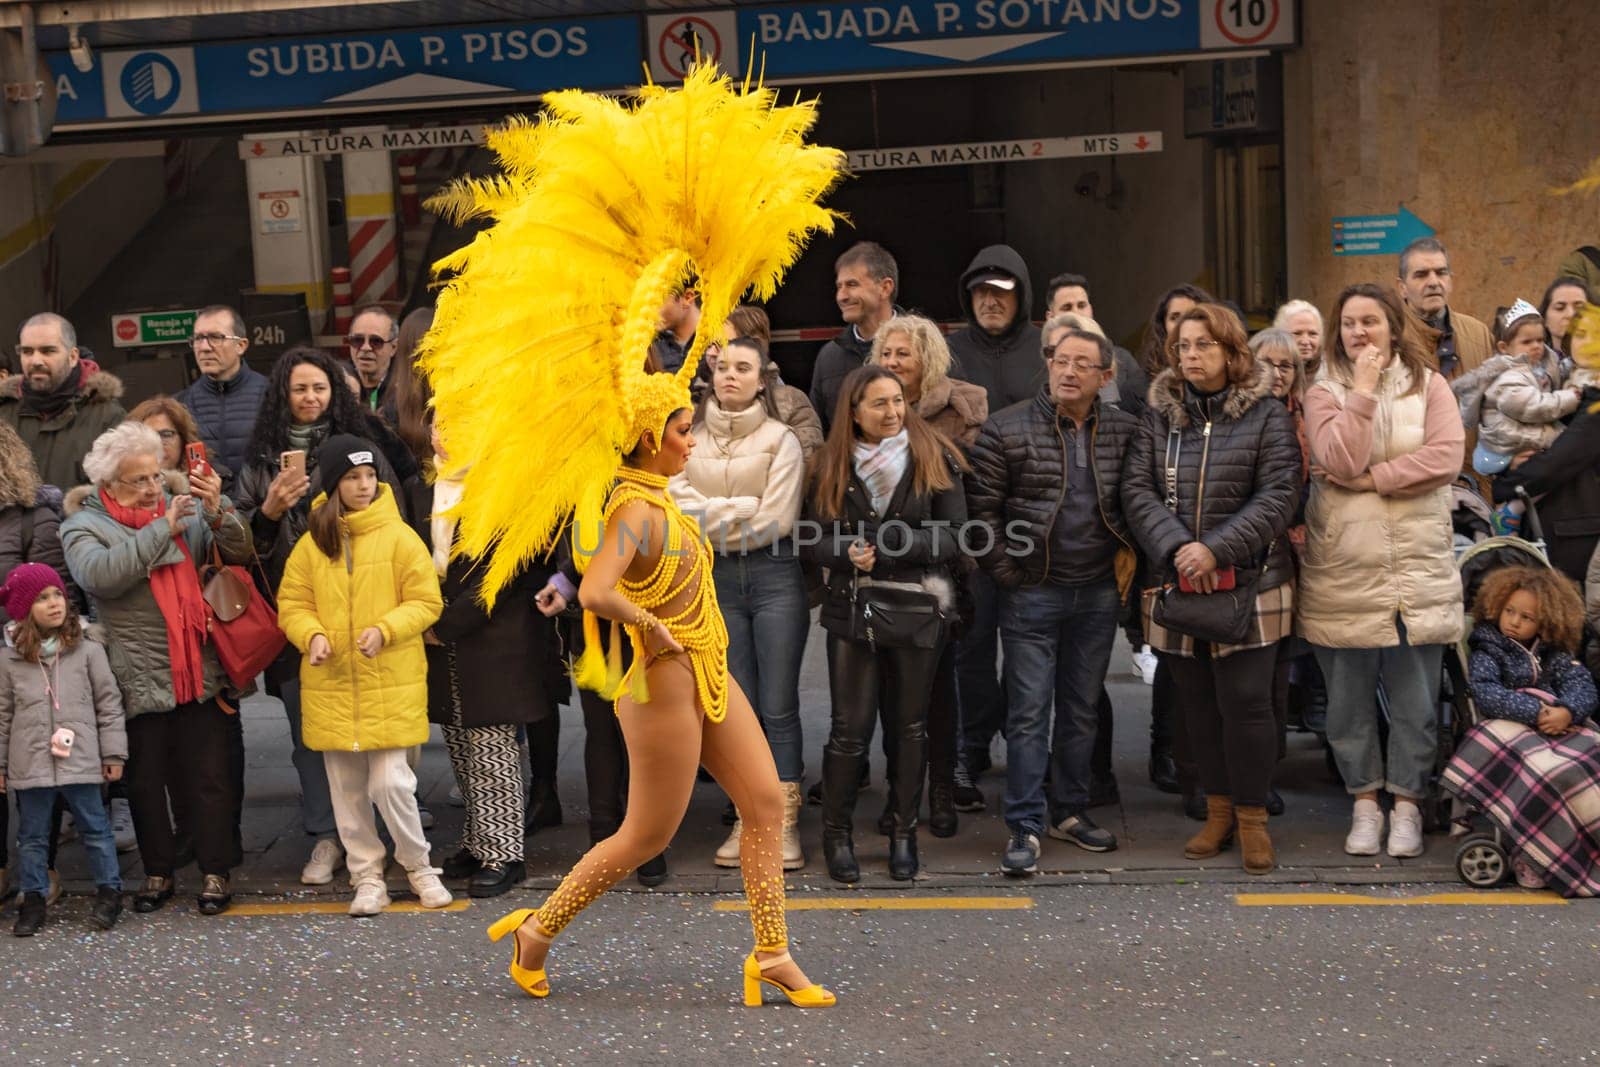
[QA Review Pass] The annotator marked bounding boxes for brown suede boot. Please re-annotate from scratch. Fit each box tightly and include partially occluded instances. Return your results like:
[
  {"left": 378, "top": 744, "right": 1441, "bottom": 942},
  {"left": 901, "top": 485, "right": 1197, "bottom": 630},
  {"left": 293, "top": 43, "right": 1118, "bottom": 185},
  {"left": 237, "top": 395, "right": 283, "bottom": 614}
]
[
  {"left": 1183, "top": 795, "right": 1235, "bottom": 859},
  {"left": 1236, "top": 805, "right": 1276, "bottom": 874}
]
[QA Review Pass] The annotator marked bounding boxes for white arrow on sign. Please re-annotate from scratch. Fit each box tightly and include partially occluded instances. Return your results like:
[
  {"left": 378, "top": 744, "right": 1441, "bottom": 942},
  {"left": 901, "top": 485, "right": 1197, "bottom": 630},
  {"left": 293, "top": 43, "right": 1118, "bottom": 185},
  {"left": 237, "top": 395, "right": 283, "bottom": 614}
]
[{"left": 873, "top": 32, "right": 1065, "bottom": 63}]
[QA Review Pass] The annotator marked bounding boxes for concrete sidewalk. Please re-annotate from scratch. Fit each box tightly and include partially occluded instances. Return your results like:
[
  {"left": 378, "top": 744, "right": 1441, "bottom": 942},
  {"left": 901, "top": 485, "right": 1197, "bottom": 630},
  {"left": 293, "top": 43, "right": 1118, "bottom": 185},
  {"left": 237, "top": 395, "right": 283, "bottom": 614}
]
[{"left": 45, "top": 629, "right": 1463, "bottom": 896}]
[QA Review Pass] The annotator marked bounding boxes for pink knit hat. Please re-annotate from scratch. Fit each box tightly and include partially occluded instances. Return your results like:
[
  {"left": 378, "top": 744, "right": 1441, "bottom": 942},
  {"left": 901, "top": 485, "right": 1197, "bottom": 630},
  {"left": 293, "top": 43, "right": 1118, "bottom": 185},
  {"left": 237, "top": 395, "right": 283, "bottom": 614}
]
[{"left": 0, "top": 563, "right": 66, "bottom": 622}]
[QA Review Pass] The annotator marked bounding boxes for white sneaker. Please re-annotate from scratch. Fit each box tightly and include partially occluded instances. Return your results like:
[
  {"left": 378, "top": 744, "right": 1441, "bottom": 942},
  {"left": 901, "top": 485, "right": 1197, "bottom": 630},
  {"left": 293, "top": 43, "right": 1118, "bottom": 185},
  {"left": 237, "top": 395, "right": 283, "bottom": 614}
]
[
  {"left": 1344, "top": 798, "right": 1384, "bottom": 856},
  {"left": 1386, "top": 801, "right": 1425, "bottom": 858},
  {"left": 300, "top": 838, "right": 345, "bottom": 886},
  {"left": 1131, "top": 644, "right": 1159, "bottom": 686},
  {"left": 349, "top": 880, "right": 390, "bottom": 917},
  {"left": 714, "top": 820, "right": 742, "bottom": 868},
  {"left": 408, "top": 866, "right": 452, "bottom": 909},
  {"left": 109, "top": 798, "right": 138, "bottom": 853}
]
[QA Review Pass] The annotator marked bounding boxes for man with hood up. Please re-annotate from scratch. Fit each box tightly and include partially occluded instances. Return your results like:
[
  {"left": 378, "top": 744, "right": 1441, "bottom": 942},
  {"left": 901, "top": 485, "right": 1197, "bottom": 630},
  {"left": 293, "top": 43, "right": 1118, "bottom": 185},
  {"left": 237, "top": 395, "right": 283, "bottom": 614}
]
[{"left": 949, "top": 246, "right": 1043, "bottom": 412}]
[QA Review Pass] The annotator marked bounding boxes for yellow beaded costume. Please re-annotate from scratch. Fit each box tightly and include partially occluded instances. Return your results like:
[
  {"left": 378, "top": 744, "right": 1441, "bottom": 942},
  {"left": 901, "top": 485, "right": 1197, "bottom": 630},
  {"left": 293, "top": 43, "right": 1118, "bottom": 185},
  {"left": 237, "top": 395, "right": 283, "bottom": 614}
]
[{"left": 592, "top": 466, "right": 730, "bottom": 721}]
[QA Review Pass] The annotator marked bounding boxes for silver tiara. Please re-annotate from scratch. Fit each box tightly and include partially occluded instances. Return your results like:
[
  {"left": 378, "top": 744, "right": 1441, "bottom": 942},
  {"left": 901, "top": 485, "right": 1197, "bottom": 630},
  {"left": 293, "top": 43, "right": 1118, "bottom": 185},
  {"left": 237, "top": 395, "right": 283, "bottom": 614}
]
[{"left": 1500, "top": 298, "right": 1540, "bottom": 329}]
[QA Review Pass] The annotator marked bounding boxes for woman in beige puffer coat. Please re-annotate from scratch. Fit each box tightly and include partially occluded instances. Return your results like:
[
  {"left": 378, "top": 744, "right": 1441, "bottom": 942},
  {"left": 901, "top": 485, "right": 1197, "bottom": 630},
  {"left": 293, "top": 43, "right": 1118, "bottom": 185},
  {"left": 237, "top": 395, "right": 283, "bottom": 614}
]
[{"left": 1300, "top": 284, "right": 1464, "bottom": 864}]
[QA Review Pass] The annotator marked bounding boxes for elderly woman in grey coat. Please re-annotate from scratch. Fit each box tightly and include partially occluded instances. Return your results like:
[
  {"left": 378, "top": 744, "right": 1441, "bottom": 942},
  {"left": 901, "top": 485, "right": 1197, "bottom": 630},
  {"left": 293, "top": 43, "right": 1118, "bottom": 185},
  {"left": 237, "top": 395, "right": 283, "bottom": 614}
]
[{"left": 60, "top": 422, "right": 252, "bottom": 916}]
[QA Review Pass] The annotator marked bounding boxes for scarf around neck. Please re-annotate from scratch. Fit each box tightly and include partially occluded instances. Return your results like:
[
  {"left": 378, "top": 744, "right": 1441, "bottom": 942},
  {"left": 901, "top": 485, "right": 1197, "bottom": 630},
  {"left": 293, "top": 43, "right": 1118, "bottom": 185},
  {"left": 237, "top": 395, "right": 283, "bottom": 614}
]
[
  {"left": 99, "top": 488, "right": 210, "bottom": 705},
  {"left": 852, "top": 429, "right": 910, "bottom": 516},
  {"left": 430, "top": 462, "right": 466, "bottom": 577},
  {"left": 285, "top": 419, "right": 327, "bottom": 458},
  {"left": 18, "top": 361, "right": 86, "bottom": 419}
]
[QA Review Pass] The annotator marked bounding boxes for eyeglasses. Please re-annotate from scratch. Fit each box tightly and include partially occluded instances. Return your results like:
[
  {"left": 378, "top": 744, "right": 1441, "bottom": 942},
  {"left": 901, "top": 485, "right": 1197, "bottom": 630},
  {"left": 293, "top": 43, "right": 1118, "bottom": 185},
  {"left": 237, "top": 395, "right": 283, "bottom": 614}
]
[
  {"left": 1264, "top": 360, "right": 1296, "bottom": 375},
  {"left": 115, "top": 474, "right": 164, "bottom": 490},
  {"left": 190, "top": 333, "right": 244, "bottom": 348},
  {"left": 1047, "top": 357, "right": 1106, "bottom": 374},
  {"left": 1176, "top": 339, "right": 1221, "bottom": 355},
  {"left": 14, "top": 345, "right": 61, "bottom": 358},
  {"left": 346, "top": 333, "right": 395, "bottom": 351}
]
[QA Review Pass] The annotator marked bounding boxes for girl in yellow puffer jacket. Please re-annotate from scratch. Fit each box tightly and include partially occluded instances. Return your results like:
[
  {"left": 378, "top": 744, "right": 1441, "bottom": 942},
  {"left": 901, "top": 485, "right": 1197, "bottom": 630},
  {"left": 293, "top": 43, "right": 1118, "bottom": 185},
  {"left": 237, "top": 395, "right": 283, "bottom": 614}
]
[{"left": 276, "top": 434, "right": 449, "bottom": 917}]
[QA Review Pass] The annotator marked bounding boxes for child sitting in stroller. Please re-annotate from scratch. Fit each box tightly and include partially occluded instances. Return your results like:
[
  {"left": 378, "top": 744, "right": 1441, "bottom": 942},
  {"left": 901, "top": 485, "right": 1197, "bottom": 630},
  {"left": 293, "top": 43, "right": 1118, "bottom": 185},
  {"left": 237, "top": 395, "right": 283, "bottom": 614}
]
[{"left": 1444, "top": 566, "right": 1600, "bottom": 893}]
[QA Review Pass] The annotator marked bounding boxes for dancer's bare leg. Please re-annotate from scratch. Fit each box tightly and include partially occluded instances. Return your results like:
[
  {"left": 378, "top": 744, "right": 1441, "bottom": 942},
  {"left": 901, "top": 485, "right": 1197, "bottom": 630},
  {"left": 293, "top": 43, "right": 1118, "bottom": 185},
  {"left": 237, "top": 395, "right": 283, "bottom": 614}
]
[
  {"left": 515, "top": 660, "right": 703, "bottom": 987},
  {"left": 700, "top": 675, "right": 816, "bottom": 993}
]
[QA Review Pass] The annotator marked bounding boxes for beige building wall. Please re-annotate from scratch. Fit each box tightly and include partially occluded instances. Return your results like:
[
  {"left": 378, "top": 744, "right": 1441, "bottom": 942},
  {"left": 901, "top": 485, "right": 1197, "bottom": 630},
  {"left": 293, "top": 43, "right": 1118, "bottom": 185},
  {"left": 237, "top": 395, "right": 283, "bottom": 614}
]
[{"left": 1283, "top": 0, "right": 1600, "bottom": 325}]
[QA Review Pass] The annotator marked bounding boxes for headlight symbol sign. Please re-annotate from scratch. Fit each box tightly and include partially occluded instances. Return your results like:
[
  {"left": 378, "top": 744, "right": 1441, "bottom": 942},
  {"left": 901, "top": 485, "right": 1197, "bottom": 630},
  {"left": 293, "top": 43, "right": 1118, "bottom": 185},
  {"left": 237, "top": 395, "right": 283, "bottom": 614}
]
[{"left": 103, "top": 48, "right": 198, "bottom": 119}]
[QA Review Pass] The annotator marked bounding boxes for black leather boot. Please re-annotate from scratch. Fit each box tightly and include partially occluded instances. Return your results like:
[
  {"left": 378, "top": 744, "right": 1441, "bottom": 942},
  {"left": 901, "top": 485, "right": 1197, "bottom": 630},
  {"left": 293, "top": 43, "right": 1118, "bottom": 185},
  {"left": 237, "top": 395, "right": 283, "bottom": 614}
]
[
  {"left": 888, "top": 834, "right": 919, "bottom": 881},
  {"left": 1149, "top": 750, "right": 1180, "bottom": 794},
  {"left": 927, "top": 780, "right": 958, "bottom": 838},
  {"left": 89, "top": 886, "right": 122, "bottom": 931},
  {"left": 13, "top": 892, "right": 45, "bottom": 937},
  {"left": 823, "top": 833, "right": 860, "bottom": 884}
]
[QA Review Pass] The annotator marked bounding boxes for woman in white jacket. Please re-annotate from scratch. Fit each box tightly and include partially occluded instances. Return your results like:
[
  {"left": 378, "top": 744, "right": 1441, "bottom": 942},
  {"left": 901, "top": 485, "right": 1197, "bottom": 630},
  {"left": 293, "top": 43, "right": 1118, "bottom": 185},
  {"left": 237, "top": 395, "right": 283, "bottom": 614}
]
[{"left": 670, "top": 336, "right": 808, "bottom": 870}]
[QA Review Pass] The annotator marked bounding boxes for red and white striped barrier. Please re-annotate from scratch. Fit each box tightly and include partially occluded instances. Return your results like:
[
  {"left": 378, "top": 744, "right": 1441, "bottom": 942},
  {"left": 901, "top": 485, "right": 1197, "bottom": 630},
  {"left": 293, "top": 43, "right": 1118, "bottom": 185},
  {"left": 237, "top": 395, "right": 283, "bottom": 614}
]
[
  {"left": 330, "top": 266, "right": 353, "bottom": 338},
  {"left": 346, "top": 209, "right": 398, "bottom": 307}
]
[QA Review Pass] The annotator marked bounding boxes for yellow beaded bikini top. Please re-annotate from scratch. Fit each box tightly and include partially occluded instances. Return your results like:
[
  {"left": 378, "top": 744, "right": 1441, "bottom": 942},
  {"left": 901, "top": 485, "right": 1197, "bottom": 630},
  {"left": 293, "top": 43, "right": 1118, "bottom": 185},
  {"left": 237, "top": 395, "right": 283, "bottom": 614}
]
[{"left": 575, "top": 467, "right": 729, "bottom": 721}]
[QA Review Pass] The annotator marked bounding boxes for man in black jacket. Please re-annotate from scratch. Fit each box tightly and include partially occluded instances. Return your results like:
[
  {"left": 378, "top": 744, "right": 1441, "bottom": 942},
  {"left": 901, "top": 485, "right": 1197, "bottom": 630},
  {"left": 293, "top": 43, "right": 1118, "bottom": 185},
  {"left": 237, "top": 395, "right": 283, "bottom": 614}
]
[
  {"left": 966, "top": 324, "right": 1137, "bottom": 875},
  {"left": 950, "top": 245, "right": 1043, "bottom": 411},
  {"left": 809, "top": 241, "right": 898, "bottom": 432}
]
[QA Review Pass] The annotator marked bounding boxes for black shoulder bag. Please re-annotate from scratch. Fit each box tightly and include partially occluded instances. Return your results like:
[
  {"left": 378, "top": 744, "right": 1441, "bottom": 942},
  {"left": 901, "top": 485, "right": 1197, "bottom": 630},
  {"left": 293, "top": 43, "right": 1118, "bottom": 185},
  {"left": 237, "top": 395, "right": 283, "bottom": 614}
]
[{"left": 1148, "top": 425, "right": 1261, "bottom": 645}]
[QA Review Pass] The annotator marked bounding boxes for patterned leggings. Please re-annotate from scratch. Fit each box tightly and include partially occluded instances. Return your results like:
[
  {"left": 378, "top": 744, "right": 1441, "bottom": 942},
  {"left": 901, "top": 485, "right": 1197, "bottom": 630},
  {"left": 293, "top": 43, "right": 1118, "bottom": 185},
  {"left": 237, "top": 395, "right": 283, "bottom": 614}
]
[
  {"left": 535, "top": 661, "right": 789, "bottom": 951},
  {"left": 442, "top": 723, "right": 524, "bottom": 866}
]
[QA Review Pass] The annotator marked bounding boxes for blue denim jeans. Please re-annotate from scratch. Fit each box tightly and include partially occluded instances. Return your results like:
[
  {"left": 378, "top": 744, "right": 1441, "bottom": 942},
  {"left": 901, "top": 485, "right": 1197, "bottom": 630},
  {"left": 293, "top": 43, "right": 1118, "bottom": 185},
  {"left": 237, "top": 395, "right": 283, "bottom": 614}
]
[
  {"left": 1314, "top": 622, "right": 1443, "bottom": 799},
  {"left": 275, "top": 677, "right": 338, "bottom": 838},
  {"left": 1000, "top": 579, "right": 1120, "bottom": 834},
  {"left": 17, "top": 783, "right": 121, "bottom": 894},
  {"left": 713, "top": 547, "right": 809, "bottom": 782}
]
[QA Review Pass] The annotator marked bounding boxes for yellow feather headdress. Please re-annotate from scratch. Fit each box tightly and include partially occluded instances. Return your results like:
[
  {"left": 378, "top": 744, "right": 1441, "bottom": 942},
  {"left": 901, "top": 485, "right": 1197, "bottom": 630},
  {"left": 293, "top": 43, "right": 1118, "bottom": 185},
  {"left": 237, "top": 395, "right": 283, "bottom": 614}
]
[{"left": 418, "top": 64, "right": 844, "bottom": 605}]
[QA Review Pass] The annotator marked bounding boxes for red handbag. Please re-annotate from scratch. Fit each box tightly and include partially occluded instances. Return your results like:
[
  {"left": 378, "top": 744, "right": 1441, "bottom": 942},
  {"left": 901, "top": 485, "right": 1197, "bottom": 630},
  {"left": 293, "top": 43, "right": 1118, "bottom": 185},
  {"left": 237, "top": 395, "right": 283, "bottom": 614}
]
[{"left": 201, "top": 542, "right": 287, "bottom": 690}]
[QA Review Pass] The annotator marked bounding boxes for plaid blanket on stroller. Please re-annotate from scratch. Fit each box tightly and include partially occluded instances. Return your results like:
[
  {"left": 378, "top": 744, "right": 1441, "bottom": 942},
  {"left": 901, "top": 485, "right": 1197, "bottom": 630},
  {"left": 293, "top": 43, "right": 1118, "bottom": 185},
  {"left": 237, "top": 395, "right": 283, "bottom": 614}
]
[{"left": 1442, "top": 719, "right": 1600, "bottom": 897}]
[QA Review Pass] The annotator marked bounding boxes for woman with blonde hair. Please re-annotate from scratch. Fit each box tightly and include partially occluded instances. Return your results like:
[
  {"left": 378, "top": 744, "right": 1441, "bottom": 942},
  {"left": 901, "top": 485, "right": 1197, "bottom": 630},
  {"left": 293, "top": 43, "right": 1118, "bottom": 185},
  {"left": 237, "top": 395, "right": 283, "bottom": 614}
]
[{"left": 1274, "top": 299, "right": 1324, "bottom": 374}]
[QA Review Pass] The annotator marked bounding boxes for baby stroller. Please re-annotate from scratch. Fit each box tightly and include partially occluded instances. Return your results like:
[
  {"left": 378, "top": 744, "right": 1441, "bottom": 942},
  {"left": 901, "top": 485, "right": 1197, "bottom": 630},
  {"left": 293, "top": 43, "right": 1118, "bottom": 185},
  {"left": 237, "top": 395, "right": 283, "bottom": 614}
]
[{"left": 1445, "top": 487, "right": 1554, "bottom": 887}]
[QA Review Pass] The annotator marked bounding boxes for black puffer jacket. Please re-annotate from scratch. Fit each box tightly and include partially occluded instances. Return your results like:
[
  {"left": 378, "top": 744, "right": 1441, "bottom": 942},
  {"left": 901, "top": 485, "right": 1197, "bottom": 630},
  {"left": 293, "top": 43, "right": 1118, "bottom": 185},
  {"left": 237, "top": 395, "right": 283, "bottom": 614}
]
[
  {"left": 966, "top": 389, "right": 1136, "bottom": 589},
  {"left": 1121, "top": 368, "right": 1300, "bottom": 586},
  {"left": 802, "top": 461, "right": 967, "bottom": 638},
  {"left": 0, "top": 486, "right": 74, "bottom": 622}
]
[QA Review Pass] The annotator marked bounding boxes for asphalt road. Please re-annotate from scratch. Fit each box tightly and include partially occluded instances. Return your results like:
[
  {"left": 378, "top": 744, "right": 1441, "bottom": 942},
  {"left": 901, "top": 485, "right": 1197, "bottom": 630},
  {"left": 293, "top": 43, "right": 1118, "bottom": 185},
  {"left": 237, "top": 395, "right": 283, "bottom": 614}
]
[{"left": 4, "top": 883, "right": 1597, "bottom": 1066}]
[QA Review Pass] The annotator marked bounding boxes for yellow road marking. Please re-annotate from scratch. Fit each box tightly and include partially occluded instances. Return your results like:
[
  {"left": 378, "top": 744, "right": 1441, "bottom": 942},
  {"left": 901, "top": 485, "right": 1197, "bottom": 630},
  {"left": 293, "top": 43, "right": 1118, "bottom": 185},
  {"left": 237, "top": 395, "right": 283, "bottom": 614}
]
[
  {"left": 227, "top": 900, "right": 472, "bottom": 916},
  {"left": 1236, "top": 891, "right": 1567, "bottom": 907},
  {"left": 716, "top": 896, "right": 1033, "bottom": 912}
]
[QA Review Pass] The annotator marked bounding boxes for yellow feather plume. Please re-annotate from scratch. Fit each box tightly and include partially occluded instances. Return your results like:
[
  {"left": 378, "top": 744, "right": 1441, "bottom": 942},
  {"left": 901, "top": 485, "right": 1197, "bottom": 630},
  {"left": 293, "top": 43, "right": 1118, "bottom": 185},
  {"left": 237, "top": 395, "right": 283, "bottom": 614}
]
[{"left": 418, "top": 64, "right": 844, "bottom": 607}]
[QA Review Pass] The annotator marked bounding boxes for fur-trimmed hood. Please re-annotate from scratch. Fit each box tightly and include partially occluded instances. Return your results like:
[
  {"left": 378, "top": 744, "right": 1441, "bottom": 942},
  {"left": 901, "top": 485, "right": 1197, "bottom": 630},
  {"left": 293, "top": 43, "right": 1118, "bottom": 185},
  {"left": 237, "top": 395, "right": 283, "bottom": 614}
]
[
  {"left": 64, "top": 469, "right": 189, "bottom": 515},
  {"left": 1146, "top": 363, "right": 1276, "bottom": 429},
  {"left": 0, "top": 359, "right": 124, "bottom": 406},
  {"left": 0, "top": 423, "right": 41, "bottom": 507}
]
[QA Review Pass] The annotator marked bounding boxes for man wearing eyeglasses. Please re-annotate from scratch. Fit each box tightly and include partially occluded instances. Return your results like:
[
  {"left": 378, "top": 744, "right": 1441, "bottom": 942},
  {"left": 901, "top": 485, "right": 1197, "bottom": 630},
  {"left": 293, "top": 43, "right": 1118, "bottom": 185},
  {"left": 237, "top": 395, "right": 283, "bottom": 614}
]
[
  {"left": 1, "top": 312, "right": 126, "bottom": 490},
  {"left": 175, "top": 305, "right": 268, "bottom": 489},
  {"left": 965, "top": 315, "right": 1139, "bottom": 876},
  {"left": 346, "top": 305, "right": 399, "bottom": 415}
]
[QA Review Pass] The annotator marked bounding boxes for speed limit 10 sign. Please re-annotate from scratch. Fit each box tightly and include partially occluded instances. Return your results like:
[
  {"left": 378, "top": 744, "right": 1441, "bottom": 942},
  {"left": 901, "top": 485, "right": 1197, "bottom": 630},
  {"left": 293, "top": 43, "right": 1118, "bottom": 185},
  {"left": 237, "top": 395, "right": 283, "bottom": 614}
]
[{"left": 1200, "top": 0, "right": 1295, "bottom": 49}]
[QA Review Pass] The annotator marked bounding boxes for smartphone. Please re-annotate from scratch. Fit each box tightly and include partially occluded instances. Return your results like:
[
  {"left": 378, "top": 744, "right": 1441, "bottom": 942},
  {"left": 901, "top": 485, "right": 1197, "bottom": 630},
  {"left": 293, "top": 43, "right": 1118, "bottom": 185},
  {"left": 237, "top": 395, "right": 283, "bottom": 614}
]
[
  {"left": 280, "top": 449, "right": 306, "bottom": 478},
  {"left": 185, "top": 441, "right": 211, "bottom": 478},
  {"left": 1178, "top": 567, "right": 1237, "bottom": 594}
]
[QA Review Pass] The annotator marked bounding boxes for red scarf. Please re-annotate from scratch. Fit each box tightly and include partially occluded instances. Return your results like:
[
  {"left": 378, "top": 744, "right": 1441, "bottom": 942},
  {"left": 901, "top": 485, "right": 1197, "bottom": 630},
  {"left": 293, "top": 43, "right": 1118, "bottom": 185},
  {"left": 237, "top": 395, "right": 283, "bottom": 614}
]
[{"left": 99, "top": 489, "right": 210, "bottom": 705}]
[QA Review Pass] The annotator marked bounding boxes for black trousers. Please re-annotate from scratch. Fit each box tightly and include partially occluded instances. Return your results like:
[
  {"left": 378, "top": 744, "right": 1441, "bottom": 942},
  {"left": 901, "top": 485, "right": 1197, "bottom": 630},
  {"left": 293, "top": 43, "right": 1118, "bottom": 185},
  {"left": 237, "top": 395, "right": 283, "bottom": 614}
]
[
  {"left": 822, "top": 635, "right": 939, "bottom": 837},
  {"left": 926, "top": 643, "right": 960, "bottom": 788},
  {"left": 579, "top": 687, "right": 628, "bottom": 842},
  {"left": 527, "top": 709, "right": 561, "bottom": 801},
  {"left": 125, "top": 698, "right": 244, "bottom": 879},
  {"left": 1161, "top": 644, "right": 1280, "bottom": 808}
]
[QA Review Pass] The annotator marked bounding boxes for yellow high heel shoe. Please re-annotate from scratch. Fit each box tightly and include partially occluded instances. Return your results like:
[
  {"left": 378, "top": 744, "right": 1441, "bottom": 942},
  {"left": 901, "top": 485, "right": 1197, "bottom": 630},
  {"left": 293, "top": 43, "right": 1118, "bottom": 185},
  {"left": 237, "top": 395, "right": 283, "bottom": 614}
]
[
  {"left": 743, "top": 952, "right": 836, "bottom": 1008},
  {"left": 487, "top": 909, "right": 553, "bottom": 998}
]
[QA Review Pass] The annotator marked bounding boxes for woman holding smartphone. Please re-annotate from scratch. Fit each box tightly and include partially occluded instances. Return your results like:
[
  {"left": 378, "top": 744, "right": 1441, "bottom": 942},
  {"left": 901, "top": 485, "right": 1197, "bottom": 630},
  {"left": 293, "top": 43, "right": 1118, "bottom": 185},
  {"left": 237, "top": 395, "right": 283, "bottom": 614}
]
[
  {"left": 233, "top": 347, "right": 409, "bottom": 887},
  {"left": 1120, "top": 304, "right": 1301, "bottom": 876}
]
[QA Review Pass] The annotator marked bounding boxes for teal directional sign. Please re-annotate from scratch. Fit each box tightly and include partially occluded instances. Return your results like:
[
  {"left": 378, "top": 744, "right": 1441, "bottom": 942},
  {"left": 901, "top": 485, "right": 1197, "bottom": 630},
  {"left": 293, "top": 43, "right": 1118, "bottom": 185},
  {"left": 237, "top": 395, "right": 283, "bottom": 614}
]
[{"left": 1331, "top": 206, "right": 1435, "bottom": 257}]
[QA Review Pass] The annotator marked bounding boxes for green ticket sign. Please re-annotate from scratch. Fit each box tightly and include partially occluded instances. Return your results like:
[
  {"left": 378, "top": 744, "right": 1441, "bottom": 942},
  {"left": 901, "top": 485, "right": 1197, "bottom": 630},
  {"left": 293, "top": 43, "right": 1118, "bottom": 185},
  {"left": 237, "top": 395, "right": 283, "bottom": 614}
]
[{"left": 111, "top": 309, "right": 197, "bottom": 348}]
